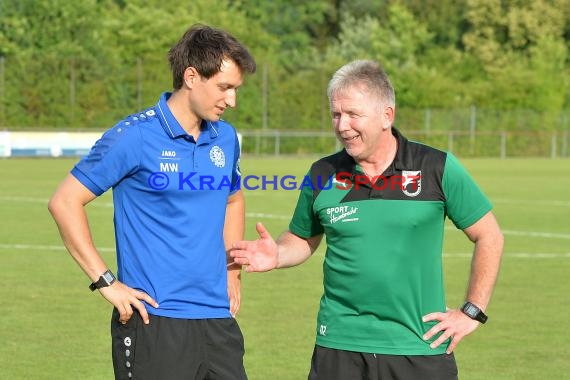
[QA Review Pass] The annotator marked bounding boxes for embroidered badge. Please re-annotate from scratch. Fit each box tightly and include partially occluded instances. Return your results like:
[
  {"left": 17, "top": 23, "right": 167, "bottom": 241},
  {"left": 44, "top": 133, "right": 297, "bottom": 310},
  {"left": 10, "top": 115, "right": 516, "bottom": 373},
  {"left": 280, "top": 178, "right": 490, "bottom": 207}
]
[{"left": 209, "top": 146, "right": 226, "bottom": 168}]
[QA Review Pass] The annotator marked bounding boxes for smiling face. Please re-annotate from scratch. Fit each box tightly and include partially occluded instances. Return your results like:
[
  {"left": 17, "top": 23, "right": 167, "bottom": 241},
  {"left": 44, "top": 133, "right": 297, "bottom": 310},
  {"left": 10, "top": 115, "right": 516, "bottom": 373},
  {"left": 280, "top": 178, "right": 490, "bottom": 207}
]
[
  {"left": 187, "top": 59, "right": 243, "bottom": 122},
  {"left": 330, "top": 83, "right": 394, "bottom": 161}
]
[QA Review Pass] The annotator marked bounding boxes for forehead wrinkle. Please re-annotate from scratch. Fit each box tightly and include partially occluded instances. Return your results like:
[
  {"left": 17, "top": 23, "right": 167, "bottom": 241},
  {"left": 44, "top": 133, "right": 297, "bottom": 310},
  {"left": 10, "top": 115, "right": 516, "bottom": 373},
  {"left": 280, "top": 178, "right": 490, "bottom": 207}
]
[{"left": 331, "top": 91, "right": 368, "bottom": 114}]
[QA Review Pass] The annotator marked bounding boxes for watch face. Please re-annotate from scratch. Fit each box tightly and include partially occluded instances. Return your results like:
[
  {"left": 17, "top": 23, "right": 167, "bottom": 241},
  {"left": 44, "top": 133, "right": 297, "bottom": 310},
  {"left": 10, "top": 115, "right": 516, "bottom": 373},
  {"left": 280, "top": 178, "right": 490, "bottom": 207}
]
[
  {"left": 463, "top": 302, "right": 481, "bottom": 318},
  {"left": 102, "top": 271, "right": 115, "bottom": 285},
  {"left": 465, "top": 304, "right": 478, "bottom": 316},
  {"left": 462, "top": 302, "right": 487, "bottom": 323}
]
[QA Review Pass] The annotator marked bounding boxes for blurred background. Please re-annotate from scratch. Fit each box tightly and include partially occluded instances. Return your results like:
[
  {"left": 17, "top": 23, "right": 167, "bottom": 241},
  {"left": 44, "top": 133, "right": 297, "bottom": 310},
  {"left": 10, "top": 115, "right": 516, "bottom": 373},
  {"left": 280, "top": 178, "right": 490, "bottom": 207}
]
[
  {"left": 1, "top": 1, "right": 569, "bottom": 379},
  {"left": 1, "top": 0, "right": 569, "bottom": 157}
]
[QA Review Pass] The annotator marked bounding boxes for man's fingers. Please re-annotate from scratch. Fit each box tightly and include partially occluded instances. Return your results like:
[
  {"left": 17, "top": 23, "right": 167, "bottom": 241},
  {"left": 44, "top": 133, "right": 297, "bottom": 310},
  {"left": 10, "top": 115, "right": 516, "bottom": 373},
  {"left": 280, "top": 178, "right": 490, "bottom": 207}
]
[
  {"left": 104, "top": 284, "right": 157, "bottom": 325},
  {"left": 132, "top": 290, "right": 158, "bottom": 324},
  {"left": 422, "top": 312, "right": 443, "bottom": 323},
  {"left": 133, "top": 299, "right": 151, "bottom": 324},
  {"left": 231, "top": 222, "right": 272, "bottom": 254},
  {"left": 422, "top": 313, "right": 446, "bottom": 341},
  {"left": 230, "top": 243, "right": 253, "bottom": 254},
  {"left": 231, "top": 252, "right": 250, "bottom": 266},
  {"left": 429, "top": 330, "right": 452, "bottom": 349},
  {"left": 230, "top": 248, "right": 249, "bottom": 258},
  {"left": 423, "top": 325, "right": 439, "bottom": 341},
  {"left": 244, "top": 265, "right": 258, "bottom": 273},
  {"left": 446, "top": 338, "right": 459, "bottom": 354},
  {"left": 227, "top": 261, "right": 241, "bottom": 270},
  {"left": 255, "top": 222, "right": 271, "bottom": 239},
  {"left": 231, "top": 248, "right": 257, "bottom": 268},
  {"left": 118, "top": 304, "right": 134, "bottom": 324},
  {"left": 230, "top": 296, "right": 240, "bottom": 317},
  {"left": 137, "top": 290, "right": 159, "bottom": 309}
]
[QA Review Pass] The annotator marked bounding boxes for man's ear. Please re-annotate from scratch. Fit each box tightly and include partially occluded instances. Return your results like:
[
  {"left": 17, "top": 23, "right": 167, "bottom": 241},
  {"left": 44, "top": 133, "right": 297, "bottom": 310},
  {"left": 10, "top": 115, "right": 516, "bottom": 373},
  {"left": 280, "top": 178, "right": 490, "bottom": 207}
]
[
  {"left": 183, "top": 67, "right": 199, "bottom": 89},
  {"left": 382, "top": 105, "right": 395, "bottom": 130}
]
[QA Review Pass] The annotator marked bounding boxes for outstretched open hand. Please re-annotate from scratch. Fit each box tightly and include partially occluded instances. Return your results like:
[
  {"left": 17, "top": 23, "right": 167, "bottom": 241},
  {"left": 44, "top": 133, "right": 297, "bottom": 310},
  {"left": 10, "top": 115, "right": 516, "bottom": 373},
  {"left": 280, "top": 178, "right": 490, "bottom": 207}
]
[{"left": 230, "top": 222, "right": 278, "bottom": 272}]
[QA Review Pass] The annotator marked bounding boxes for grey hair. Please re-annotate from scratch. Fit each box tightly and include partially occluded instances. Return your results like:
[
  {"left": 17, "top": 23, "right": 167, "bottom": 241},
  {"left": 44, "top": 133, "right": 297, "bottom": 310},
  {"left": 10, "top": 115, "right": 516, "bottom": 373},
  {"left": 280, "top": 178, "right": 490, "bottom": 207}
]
[{"left": 327, "top": 60, "right": 395, "bottom": 107}]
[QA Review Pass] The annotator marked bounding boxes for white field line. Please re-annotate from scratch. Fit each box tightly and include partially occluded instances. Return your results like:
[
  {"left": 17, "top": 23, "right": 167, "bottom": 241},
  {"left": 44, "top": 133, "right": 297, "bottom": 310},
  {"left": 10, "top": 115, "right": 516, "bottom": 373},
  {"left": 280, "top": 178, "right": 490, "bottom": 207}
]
[
  {"left": 501, "top": 230, "right": 570, "bottom": 240},
  {"left": 442, "top": 252, "right": 570, "bottom": 258},
  {"left": 0, "top": 243, "right": 568, "bottom": 259},
  {"left": 443, "top": 226, "right": 570, "bottom": 240},
  {"left": 493, "top": 198, "right": 570, "bottom": 207},
  {"left": 0, "top": 195, "right": 114, "bottom": 208},
  {"left": 2, "top": 195, "right": 569, "bottom": 239},
  {"left": 245, "top": 212, "right": 291, "bottom": 220},
  {"left": 0, "top": 196, "right": 49, "bottom": 204},
  {"left": 9, "top": 194, "right": 570, "bottom": 207},
  {"left": 0, "top": 243, "right": 114, "bottom": 252}
]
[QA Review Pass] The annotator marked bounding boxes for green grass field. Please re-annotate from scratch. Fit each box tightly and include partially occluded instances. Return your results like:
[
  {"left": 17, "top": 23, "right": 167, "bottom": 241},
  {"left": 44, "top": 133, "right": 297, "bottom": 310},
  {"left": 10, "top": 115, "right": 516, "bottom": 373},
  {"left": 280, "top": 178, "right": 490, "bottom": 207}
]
[{"left": 1, "top": 156, "right": 569, "bottom": 379}]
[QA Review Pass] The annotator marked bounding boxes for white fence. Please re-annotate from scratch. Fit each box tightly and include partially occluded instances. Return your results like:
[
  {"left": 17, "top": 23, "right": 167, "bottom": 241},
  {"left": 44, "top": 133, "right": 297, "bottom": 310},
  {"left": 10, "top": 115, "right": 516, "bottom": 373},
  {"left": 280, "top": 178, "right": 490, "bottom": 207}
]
[
  {"left": 0, "top": 130, "right": 568, "bottom": 159},
  {"left": 240, "top": 130, "right": 569, "bottom": 158},
  {"left": 0, "top": 131, "right": 101, "bottom": 157}
]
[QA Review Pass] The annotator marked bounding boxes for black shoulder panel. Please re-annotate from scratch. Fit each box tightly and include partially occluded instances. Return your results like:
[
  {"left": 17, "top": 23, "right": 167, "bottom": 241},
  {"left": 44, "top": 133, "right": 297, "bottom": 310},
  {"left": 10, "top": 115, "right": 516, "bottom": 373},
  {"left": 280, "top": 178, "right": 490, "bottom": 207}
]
[{"left": 309, "top": 150, "right": 354, "bottom": 200}]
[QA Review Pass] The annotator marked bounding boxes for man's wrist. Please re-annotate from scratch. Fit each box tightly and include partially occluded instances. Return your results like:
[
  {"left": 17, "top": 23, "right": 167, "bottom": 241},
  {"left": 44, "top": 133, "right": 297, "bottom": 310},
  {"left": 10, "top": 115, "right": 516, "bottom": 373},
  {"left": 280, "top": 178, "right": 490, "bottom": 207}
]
[
  {"left": 89, "top": 269, "right": 116, "bottom": 291},
  {"left": 460, "top": 301, "right": 488, "bottom": 324}
]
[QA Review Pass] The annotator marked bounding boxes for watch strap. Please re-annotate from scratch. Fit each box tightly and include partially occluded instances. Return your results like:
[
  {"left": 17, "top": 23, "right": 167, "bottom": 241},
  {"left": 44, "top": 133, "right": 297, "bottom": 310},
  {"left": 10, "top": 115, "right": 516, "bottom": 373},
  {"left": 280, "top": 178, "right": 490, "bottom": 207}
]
[{"left": 89, "top": 270, "right": 116, "bottom": 291}]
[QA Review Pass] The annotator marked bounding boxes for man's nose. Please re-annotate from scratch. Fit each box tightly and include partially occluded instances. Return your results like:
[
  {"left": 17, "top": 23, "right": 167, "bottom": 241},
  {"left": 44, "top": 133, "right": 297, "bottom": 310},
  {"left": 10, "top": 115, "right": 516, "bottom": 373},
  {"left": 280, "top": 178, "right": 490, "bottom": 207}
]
[
  {"left": 225, "top": 89, "right": 237, "bottom": 108},
  {"left": 335, "top": 114, "right": 350, "bottom": 132}
]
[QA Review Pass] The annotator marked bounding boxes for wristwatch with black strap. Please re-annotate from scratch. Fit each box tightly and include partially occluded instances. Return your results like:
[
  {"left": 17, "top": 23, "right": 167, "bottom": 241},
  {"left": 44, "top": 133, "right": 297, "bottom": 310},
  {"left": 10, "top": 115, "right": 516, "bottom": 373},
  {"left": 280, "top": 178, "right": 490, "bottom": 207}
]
[
  {"left": 460, "top": 301, "right": 488, "bottom": 324},
  {"left": 89, "top": 269, "right": 116, "bottom": 291}
]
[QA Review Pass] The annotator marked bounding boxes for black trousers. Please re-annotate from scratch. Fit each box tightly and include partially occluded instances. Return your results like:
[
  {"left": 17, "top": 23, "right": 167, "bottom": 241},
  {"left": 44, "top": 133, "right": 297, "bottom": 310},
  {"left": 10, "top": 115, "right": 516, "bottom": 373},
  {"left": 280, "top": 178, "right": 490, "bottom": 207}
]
[
  {"left": 308, "top": 345, "right": 458, "bottom": 380},
  {"left": 111, "top": 308, "right": 247, "bottom": 380}
]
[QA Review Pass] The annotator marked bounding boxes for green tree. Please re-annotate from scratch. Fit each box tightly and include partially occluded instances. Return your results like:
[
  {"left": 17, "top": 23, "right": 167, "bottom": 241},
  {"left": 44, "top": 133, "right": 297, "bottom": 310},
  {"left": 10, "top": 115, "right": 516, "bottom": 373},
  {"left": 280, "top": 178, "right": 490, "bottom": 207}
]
[
  {"left": 463, "top": 0, "right": 569, "bottom": 117},
  {"left": 399, "top": 0, "right": 468, "bottom": 47},
  {"left": 325, "top": 3, "right": 434, "bottom": 107},
  {"left": 0, "top": 0, "right": 111, "bottom": 127},
  {"left": 1, "top": 0, "right": 569, "bottom": 131}
]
